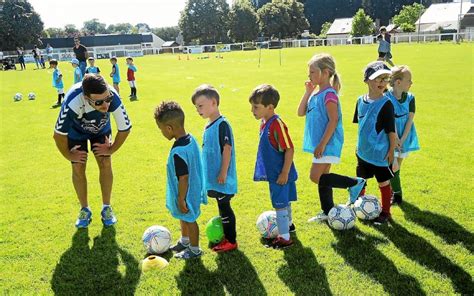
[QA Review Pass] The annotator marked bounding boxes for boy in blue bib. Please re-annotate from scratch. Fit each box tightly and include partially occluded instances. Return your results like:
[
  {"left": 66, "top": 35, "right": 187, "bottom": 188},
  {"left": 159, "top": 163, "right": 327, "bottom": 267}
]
[
  {"left": 109, "top": 57, "right": 120, "bottom": 95},
  {"left": 192, "top": 85, "right": 238, "bottom": 253},
  {"left": 85, "top": 57, "right": 100, "bottom": 75},
  {"left": 249, "top": 84, "right": 298, "bottom": 249},
  {"left": 71, "top": 58, "right": 83, "bottom": 84},
  {"left": 154, "top": 101, "right": 207, "bottom": 259},
  {"left": 49, "top": 59, "right": 64, "bottom": 108},
  {"left": 353, "top": 62, "right": 397, "bottom": 224}
]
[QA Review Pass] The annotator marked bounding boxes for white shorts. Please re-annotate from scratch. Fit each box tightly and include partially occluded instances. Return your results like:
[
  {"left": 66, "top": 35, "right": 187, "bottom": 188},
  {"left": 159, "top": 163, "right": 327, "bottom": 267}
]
[
  {"left": 394, "top": 151, "right": 409, "bottom": 158},
  {"left": 57, "top": 88, "right": 64, "bottom": 94},
  {"left": 312, "top": 156, "right": 340, "bottom": 164},
  {"left": 128, "top": 80, "right": 136, "bottom": 88}
]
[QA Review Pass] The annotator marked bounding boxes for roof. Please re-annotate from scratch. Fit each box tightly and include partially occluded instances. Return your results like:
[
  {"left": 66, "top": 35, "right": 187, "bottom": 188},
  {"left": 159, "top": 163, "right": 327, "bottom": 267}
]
[
  {"left": 327, "top": 18, "right": 353, "bottom": 35},
  {"left": 162, "top": 41, "right": 179, "bottom": 47},
  {"left": 416, "top": 2, "right": 473, "bottom": 31},
  {"left": 40, "top": 34, "right": 154, "bottom": 49}
]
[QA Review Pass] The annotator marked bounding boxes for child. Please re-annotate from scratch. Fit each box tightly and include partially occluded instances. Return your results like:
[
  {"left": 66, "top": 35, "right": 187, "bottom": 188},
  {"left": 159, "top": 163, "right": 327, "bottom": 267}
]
[
  {"left": 71, "top": 58, "right": 83, "bottom": 84},
  {"left": 377, "top": 27, "right": 395, "bottom": 67},
  {"left": 297, "top": 53, "right": 365, "bottom": 223},
  {"left": 109, "top": 57, "right": 120, "bottom": 94},
  {"left": 154, "top": 101, "right": 207, "bottom": 259},
  {"left": 387, "top": 66, "right": 420, "bottom": 205},
  {"left": 353, "top": 61, "right": 397, "bottom": 224},
  {"left": 191, "top": 84, "right": 238, "bottom": 252},
  {"left": 40, "top": 55, "right": 46, "bottom": 69},
  {"left": 126, "top": 57, "right": 138, "bottom": 100},
  {"left": 249, "top": 84, "right": 297, "bottom": 248},
  {"left": 49, "top": 59, "right": 64, "bottom": 108},
  {"left": 85, "top": 57, "right": 100, "bottom": 74}
]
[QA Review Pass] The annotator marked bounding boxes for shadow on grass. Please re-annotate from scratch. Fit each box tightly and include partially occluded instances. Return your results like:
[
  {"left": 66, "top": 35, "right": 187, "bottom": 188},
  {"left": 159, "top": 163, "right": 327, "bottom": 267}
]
[
  {"left": 216, "top": 249, "right": 267, "bottom": 295},
  {"left": 278, "top": 234, "right": 332, "bottom": 296},
  {"left": 176, "top": 258, "right": 225, "bottom": 296},
  {"left": 400, "top": 202, "right": 474, "bottom": 253},
  {"left": 331, "top": 228, "right": 426, "bottom": 296},
  {"left": 51, "top": 227, "right": 141, "bottom": 295},
  {"left": 374, "top": 220, "right": 474, "bottom": 294}
]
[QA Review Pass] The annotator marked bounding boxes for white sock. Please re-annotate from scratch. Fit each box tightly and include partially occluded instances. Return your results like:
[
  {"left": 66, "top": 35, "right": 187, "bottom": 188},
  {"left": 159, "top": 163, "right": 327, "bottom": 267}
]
[
  {"left": 189, "top": 245, "right": 200, "bottom": 254},
  {"left": 281, "top": 233, "right": 290, "bottom": 240},
  {"left": 102, "top": 204, "right": 110, "bottom": 210},
  {"left": 180, "top": 236, "right": 190, "bottom": 245}
]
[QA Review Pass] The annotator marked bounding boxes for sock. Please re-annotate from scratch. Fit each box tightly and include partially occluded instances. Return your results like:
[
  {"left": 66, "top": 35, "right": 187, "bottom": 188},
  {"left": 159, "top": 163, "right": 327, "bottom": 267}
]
[
  {"left": 217, "top": 199, "right": 237, "bottom": 244},
  {"left": 276, "top": 209, "right": 290, "bottom": 240},
  {"left": 390, "top": 170, "right": 402, "bottom": 196},
  {"left": 189, "top": 245, "right": 200, "bottom": 254},
  {"left": 318, "top": 184, "right": 334, "bottom": 214},
  {"left": 134, "top": 87, "right": 137, "bottom": 96},
  {"left": 287, "top": 203, "right": 293, "bottom": 225},
  {"left": 319, "top": 173, "right": 358, "bottom": 189},
  {"left": 379, "top": 184, "right": 392, "bottom": 215},
  {"left": 57, "top": 94, "right": 62, "bottom": 104},
  {"left": 179, "top": 236, "right": 190, "bottom": 246},
  {"left": 130, "top": 88, "right": 133, "bottom": 96},
  {"left": 82, "top": 206, "right": 91, "bottom": 212},
  {"left": 102, "top": 204, "right": 110, "bottom": 210}
]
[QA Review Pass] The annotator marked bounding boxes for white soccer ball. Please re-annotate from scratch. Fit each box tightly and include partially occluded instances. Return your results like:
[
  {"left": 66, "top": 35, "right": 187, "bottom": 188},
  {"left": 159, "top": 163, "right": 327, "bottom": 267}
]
[
  {"left": 28, "top": 92, "right": 36, "bottom": 100},
  {"left": 13, "top": 93, "right": 23, "bottom": 101},
  {"left": 142, "top": 225, "right": 172, "bottom": 254},
  {"left": 256, "top": 211, "right": 279, "bottom": 239},
  {"left": 354, "top": 195, "right": 382, "bottom": 220},
  {"left": 328, "top": 205, "right": 356, "bottom": 230}
]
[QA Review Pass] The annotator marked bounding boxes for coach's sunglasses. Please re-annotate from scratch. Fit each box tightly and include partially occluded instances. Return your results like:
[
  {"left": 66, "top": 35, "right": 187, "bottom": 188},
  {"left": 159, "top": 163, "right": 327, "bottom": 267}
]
[{"left": 86, "top": 92, "right": 114, "bottom": 106}]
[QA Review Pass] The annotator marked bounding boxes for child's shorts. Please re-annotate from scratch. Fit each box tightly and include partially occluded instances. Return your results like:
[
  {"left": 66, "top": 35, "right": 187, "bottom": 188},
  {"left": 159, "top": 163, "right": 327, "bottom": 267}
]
[
  {"left": 113, "top": 81, "right": 120, "bottom": 84},
  {"left": 394, "top": 151, "right": 409, "bottom": 158},
  {"left": 269, "top": 181, "right": 297, "bottom": 209},
  {"left": 356, "top": 155, "right": 393, "bottom": 183},
  {"left": 313, "top": 156, "right": 340, "bottom": 164},
  {"left": 128, "top": 80, "right": 136, "bottom": 88},
  {"left": 208, "top": 190, "right": 234, "bottom": 203},
  {"left": 57, "top": 88, "right": 64, "bottom": 94}
]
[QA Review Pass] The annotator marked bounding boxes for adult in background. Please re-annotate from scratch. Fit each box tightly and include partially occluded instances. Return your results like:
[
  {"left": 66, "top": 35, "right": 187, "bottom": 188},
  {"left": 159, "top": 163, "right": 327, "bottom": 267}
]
[
  {"left": 46, "top": 43, "right": 54, "bottom": 62},
  {"left": 17, "top": 47, "right": 26, "bottom": 70},
  {"left": 73, "top": 37, "right": 88, "bottom": 75},
  {"left": 53, "top": 74, "right": 132, "bottom": 228},
  {"left": 32, "top": 45, "right": 41, "bottom": 69}
]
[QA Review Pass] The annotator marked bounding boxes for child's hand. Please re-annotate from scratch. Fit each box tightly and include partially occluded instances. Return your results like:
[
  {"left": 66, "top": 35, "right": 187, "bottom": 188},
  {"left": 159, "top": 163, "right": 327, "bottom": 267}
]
[
  {"left": 178, "top": 200, "right": 189, "bottom": 213},
  {"left": 110, "top": 73, "right": 113, "bottom": 77},
  {"left": 396, "top": 137, "right": 402, "bottom": 150},
  {"left": 385, "top": 149, "right": 394, "bottom": 165},
  {"left": 276, "top": 171, "right": 289, "bottom": 185},
  {"left": 92, "top": 136, "right": 113, "bottom": 156},
  {"left": 217, "top": 172, "right": 227, "bottom": 184},
  {"left": 305, "top": 80, "right": 316, "bottom": 94},
  {"left": 313, "top": 144, "right": 326, "bottom": 158},
  {"left": 69, "top": 145, "right": 88, "bottom": 163}
]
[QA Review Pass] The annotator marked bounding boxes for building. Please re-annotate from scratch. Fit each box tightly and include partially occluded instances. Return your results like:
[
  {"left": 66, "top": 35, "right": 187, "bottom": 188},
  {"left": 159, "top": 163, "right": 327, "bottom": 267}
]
[
  {"left": 326, "top": 18, "right": 353, "bottom": 41},
  {"left": 415, "top": 1, "right": 473, "bottom": 32}
]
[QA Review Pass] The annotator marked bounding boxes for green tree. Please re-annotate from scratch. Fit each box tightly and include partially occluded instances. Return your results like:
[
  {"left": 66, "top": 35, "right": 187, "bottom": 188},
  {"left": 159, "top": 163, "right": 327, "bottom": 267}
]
[
  {"left": 107, "top": 23, "right": 133, "bottom": 34},
  {"left": 152, "top": 26, "right": 180, "bottom": 41},
  {"left": 351, "top": 8, "right": 374, "bottom": 37},
  {"left": 319, "top": 21, "right": 332, "bottom": 37},
  {"left": 251, "top": 0, "right": 271, "bottom": 9},
  {"left": 257, "top": 0, "right": 309, "bottom": 38},
  {"left": 393, "top": 3, "right": 426, "bottom": 32},
  {"left": 42, "top": 27, "right": 66, "bottom": 38},
  {"left": 0, "top": 0, "right": 44, "bottom": 50},
  {"left": 136, "top": 23, "right": 151, "bottom": 33},
  {"left": 229, "top": 0, "right": 259, "bottom": 42},
  {"left": 179, "top": 0, "right": 230, "bottom": 44},
  {"left": 82, "top": 18, "right": 107, "bottom": 35},
  {"left": 64, "top": 24, "right": 80, "bottom": 37}
]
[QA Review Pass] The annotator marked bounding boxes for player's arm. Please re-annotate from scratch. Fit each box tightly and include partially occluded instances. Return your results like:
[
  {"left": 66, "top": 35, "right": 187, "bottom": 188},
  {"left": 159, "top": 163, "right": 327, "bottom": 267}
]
[
  {"left": 297, "top": 81, "right": 316, "bottom": 116},
  {"left": 275, "top": 120, "right": 294, "bottom": 185},
  {"left": 178, "top": 174, "right": 189, "bottom": 213},
  {"left": 382, "top": 102, "right": 396, "bottom": 164},
  {"left": 218, "top": 144, "right": 231, "bottom": 184}
]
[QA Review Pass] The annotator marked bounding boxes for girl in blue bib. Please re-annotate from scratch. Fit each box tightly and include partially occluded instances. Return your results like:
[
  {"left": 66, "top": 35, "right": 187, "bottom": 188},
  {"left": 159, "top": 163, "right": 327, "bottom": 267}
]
[
  {"left": 297, "top": 53, "right": 365, "bottom": 223},
  {"left": 387, "top": 66, "right": 420, "bottom": 204}
]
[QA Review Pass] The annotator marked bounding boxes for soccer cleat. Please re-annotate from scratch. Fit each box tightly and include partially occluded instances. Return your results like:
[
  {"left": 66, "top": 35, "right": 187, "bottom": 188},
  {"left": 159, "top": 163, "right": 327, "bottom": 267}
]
[
  {"left": 75, "top": 207, "right": 92, "bottom": 228},
  {"left": 51, "top": 102, "right": 61, "bottom": 108},
  {"left": 348, "top": 178, "right": 366, "bottom": 204},
  {"left": 130, "top": 95, "right": 138, "bottom": 101},
  {"left": 391, "top": 193, "right": 403, "bottom": 205},
  {"left": 101, "top": 206, "right": 117, "bottom": 227},
  {"left": 373, "top": 212, "right": 391, "bottom": 225},
  {"left": 289, "top": 223, "right": 296, "bottom": 233},
  {"left": 271, "top": 236, "right": 293, "bottom": 249},
  {"left": 307, "top": 211, "right": 329, "bottom": 223},
  {"left": 212, "top": 239, "right": 238, "bottom": 253},
  {"left": 170, "top": 240, "right": 189, "bottom": 253},
  {"left": 174, "top": 248, "right": 203, "bottom": 259}
]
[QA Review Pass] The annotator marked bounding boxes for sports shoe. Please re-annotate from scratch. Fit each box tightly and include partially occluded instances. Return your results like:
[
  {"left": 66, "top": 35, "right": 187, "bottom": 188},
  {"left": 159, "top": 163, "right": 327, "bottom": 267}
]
[
  {"left": 212, "top": 239, "right": 238, "bottom": 253},
  {"left": 307, "top": 211, "right": 328, "bottom": 223},
  {"left": 170, "top": 240, "right": 189, "bottom": 252},
  {"left": 391, "top": 193, "right": 403, "bottom": 205},
  {"left": 348, "top": 178, "right": 366, "bottom": 204},
  {"left": 289, "top": 223, "right": 296, "bottom": 232},
  {"left": 51, "top": 102, "right": 61, "bottom": 108},
  {"left": 75, "top": 207, "right": 92, "bottom": 228},
  {"left": 373, "top": 212, "right": 391, "bottom": 225},
  {"left": 130, "top": 95, "right": 137, "bottom": 101},
  {"left": 271, "top": 236, "right": 293, "bottom": 249},
  {"left": 174, "top": 248, "right": 203, "bottom": 259},
  {"left": 101, "top": 206, "right": 117, "bottom": 227}
]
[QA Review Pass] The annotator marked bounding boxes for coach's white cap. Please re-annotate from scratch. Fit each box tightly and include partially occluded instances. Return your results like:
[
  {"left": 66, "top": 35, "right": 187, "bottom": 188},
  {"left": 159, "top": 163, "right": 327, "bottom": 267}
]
[{"left": 364, "top": 61, "right": 391, "bottom": 81}]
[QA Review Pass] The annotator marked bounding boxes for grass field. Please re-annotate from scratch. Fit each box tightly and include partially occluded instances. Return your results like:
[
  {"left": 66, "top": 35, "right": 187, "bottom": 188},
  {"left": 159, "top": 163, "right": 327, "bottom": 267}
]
[{"left": 0, "top": 43, "right": 473, "bottom": 295}]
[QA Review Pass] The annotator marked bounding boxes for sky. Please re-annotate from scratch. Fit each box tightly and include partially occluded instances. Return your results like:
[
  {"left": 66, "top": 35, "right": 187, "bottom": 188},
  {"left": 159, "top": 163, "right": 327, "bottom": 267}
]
[{"left": 29, "top": 0, "right": 233, "bottom": 29}]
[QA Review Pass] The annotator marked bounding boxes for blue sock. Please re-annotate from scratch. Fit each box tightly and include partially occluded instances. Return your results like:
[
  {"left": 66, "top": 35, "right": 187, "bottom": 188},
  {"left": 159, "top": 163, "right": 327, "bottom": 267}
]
[
  {"left": 276, "top": 209, "right": 290, "bottom": 240},
  {"left": 287, "top": 203, "right": 293, "bottom": 225}
]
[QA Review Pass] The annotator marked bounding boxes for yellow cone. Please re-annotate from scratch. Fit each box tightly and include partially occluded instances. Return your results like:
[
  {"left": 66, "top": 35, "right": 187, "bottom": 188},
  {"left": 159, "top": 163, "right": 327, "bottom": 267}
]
[{"left": 141, "top": 255, "right": 169, "bottom": 272}]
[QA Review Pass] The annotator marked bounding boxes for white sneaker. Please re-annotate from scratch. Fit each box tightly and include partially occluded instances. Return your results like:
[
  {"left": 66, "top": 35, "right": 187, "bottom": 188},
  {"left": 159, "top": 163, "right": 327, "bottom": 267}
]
[{"left": 307, "top": 211, "right": 328, "bottom": 223}]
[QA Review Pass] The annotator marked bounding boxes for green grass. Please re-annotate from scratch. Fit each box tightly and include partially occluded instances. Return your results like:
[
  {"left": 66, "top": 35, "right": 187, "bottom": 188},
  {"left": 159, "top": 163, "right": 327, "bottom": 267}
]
[{"left": 0, "top": 43, "right": 473, "bottom": 295}]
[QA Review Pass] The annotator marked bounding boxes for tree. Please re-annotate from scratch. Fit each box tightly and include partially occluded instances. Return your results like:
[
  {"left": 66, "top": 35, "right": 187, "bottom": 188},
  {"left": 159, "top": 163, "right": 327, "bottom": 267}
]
[
  {"left": 0, "top": 0, "right": 44, "bottom": 50},
  {"left": 351, "top": 8, "right": 374, "bottom": 37},
  {"left": 229, "top": 0, "right": 259, "bottom": 42},
  {"left": 107, "top": 23, "right": 133, "bottom": 34},
  {"left": 251, "top": 0, "right": 271, "bottom": 9},
  {"left": 257, "top": 0, "right": 309, "bottom": 38},
  {"left": 179, "top": 0, "right": 230, "bottom": 44},
  {"left": 82, "top": 18, "right": 107, "bottom": 35},
  {"left": 393, "top": 3, "right": 426, "bottom": 32},
  {"left": 302, "top": 0, "right": 359, "bottom": 34},
  {"left": 42, "top": 27, "right": 66, "bottom": 38},
  {"left": 152, "top": 26, "right": 180, "bottom": 41},
  {"left": 319, "top": 21, "right": 332, "bottom": 37},
  {"left": 136, "top": 23, "right": 151, "bottom": 33},
  {"left": 64, "top": 24, "right": 80, "bottom": 37}
]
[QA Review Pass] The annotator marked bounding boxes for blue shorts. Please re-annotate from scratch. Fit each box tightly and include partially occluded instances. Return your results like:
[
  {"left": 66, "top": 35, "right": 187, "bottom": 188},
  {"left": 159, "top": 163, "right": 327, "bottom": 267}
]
[{"left": 269, "top": 182, "right": 297, "bottom": 209}]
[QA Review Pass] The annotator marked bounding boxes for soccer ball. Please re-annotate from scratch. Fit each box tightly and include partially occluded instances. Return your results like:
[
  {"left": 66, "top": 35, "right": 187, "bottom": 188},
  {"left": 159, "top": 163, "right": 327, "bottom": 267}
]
[
  {"left": 256, "top": 211, "right": 279, "bottom": 239},
  {"left": 328, "top": 205, "right": 356, "bottom": 230},
  {"left": 28, "top": 92, "right": 36, "bottom": 100},
  {"left": 206, "top": 216, "right": 224, "bottom": 244},
  {"left": 142, "top": 225, "right": 172, "bottom": 254},
  {"left": 354, "top": 195, "right": 382, "bottom": 220},
  {"left": 13, "top": 93, "right": 23, "bottom": 101}
]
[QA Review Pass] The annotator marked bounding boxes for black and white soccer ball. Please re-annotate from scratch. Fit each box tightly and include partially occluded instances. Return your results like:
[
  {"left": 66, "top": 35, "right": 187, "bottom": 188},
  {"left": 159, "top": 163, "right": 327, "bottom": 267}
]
[
  {"left": 354, "top": 195, "right": 382, "bottom": 220},
  {"left": 28, "top": 92, "right": 36, "bottom": 100},
  {"left": 328, "top": 205, "right": 356, "bottom": 230},
  {"left": 13, "top": 93, "right": 23, "bottom": 101}
]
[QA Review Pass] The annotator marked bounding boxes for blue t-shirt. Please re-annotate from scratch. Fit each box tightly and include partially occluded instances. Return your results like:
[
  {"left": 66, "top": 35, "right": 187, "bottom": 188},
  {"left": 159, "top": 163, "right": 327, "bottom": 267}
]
[
  {"left": 112, "top": 64, "right": 120, "bottom": 83},
  {"left": 85, "top": 66, "right": 100, "bottom": 74},
  {"left": 54, "top": 83, "right": 132, "bottom": 140},
  {"left": 74, "top": 67, "right": 83, "bottom": 84}
]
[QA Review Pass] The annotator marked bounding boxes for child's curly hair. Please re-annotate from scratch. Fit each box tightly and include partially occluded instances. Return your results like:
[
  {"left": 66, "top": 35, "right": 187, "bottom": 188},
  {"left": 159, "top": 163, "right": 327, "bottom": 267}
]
[{"left": 154, "top": 101, "right": 185, "bottom": 127}]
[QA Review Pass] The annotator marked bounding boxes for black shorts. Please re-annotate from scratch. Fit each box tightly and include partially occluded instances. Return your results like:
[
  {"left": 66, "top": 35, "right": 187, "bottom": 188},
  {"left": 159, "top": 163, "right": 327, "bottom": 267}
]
[
  {"left": 356, "top": 155, "right": 394, "bottom": 183},
  {"left": 68, "top": 133, "right": 111, "bottom": 160},
  {"left": 378, "top": 52, "right": 387, "bottom": 58},
  {"left": 208, "top": 190, "right": 234, "bottom": 203}
]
